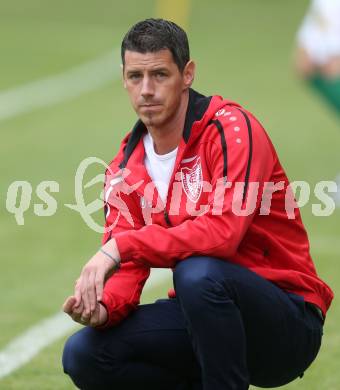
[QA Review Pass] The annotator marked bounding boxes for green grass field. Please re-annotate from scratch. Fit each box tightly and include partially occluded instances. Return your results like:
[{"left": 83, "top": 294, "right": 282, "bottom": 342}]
[{"left": 0, "top": 0, "right": 339, "bottom": 389}]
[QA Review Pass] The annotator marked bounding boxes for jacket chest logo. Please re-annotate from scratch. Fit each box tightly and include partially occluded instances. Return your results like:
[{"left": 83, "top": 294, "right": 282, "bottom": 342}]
[{"left": 181, "top": 156, "right": 203, "bottom": 203}]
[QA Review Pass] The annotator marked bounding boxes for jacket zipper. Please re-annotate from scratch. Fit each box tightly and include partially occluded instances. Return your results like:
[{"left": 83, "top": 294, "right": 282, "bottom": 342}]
[
  {"left": 161, "top": 138, "right": 190, "bottom": 227},
  {"left": 163, "top": 210, "right": 172, "bottom": 226}
]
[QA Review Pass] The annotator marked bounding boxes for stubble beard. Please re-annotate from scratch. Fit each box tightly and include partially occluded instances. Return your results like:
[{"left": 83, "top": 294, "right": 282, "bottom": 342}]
[{"left": 146, "top": 112, "right": 155, "bottom": 127}]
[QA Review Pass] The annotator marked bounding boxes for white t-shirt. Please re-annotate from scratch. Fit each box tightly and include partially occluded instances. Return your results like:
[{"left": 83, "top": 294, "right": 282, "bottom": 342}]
[
  {"left": 297, "top": 0, "right": 340, "bottom": 64},
  {"left": 143, "top": 132, "right": 178, "bottom": 203}
]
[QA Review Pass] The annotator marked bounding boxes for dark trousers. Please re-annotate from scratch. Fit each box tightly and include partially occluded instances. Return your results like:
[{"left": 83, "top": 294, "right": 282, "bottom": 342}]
[{"left": 62, "top": 257, "right": 323, "bottom": 390}]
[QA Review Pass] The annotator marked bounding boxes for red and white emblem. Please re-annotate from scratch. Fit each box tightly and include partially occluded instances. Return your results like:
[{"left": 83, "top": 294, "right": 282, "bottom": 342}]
[{"left": 181, "top": 156, "right": 203, "bottom": 203}]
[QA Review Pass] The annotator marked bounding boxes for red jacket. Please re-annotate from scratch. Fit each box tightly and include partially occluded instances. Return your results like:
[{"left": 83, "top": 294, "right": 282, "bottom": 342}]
[{"left": 100, "top": 88, "right": 333, "bottom": 328}]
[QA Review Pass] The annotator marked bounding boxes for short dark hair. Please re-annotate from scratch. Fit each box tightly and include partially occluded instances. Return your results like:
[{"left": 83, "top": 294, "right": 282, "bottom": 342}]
[{"left": 121, "top": 18, "right": 190, "bottom": 72}]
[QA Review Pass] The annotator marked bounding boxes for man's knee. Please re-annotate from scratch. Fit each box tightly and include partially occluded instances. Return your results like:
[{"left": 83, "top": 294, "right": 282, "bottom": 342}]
[
  {"left": 173, "top": 256, "right": 238, "bottom": 311},
  {"left": 174, "top": 256, "right": 211, "bottom": 291},
  {"left": 63, "top": 329, "right": 91, "bottom": 386},
  {"left": 62, "top": 327, "right": 107, "bottom": 389},
  {"left": 63, "top": 326, "right": 134, "bottom": 389}
]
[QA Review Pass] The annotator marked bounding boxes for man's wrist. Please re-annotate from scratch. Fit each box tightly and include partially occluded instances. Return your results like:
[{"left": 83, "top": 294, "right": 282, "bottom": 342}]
[{"left": 100, "top": 247, "right": 121, "bottom": 270}]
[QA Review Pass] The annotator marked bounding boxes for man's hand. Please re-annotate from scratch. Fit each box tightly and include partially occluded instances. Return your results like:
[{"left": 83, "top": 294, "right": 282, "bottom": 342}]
[
  {"left": 73, "top": 239, "right": 121, "bottom": 318},
  {"left": 63, "top": 296, "right": 108, "bottom": 327}
]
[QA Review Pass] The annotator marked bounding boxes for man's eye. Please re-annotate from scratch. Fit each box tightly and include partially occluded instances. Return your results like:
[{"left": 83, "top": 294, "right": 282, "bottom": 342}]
[
  {"left": 156, "top": 72, "right": 167, "bottom": 78},
  {"left": 129, "top": 74, "right": 141, "bottom": 80}
]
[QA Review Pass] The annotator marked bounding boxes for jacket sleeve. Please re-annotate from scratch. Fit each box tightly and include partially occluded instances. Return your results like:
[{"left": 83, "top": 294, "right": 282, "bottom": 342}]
[
  {"left": 114, "top": 109, "right": 275, "bottom": 268},
  {"left": 99, "top": 170, "right": 150, "bottom": 329},
  {"left": 99, "top": 259, "right": 150, "bottom": 328}
]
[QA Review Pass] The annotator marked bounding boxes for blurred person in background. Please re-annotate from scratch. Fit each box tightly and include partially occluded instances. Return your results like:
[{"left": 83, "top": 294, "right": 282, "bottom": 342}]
[
  {"left": 62, "top": 18, "right": 333, "bottom": 390},
  {"left": 295, "top": 0, "right": 340, "bottom": 206},
  {"left": 295, "top": 0, "right": 340, "bottom": 116}
]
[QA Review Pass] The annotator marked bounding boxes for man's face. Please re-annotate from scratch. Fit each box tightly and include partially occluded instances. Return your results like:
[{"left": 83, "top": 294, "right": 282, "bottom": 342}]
[{"left": 123, "top": 49, "right": 194, "bottom": 128}]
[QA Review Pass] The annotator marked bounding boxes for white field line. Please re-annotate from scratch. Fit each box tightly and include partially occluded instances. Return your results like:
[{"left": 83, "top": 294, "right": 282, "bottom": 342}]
[
  {"left": 0, "top": 48, "right": 126, "bottom": 379},
  {"left": 0, "top": 49, "right": 121, "bottom": 121},
  {"left": 0, "top": 268, "right": 172, "bottom": 379}
]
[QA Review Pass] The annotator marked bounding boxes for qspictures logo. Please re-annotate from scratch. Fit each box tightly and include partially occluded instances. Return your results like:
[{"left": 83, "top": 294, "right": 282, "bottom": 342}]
[{"left": 4, "top": 156, "right": 340, "bottom": 233}]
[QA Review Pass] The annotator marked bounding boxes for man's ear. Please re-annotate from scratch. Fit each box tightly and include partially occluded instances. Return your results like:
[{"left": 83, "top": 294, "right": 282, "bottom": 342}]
[{"left": 183, "top": 60, "right": 195, "bottom": 89}]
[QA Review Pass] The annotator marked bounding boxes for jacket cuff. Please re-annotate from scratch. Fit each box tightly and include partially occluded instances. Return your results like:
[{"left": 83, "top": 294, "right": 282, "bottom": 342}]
[
  {"left": 95, "top": 291, "right": 120, "bottom": 330},
  {"left": 115, "top": 232, "right": 134, "bottom": 262}
]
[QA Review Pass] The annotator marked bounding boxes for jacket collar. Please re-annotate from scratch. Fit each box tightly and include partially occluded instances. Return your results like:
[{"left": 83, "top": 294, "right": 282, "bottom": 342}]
[{"left": 119, "top": 88, "right": 212, "bottom": 168}]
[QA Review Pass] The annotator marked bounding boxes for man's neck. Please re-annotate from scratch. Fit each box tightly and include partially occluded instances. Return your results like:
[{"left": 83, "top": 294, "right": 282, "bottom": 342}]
[{"left": 147, "top": 91, "right": 189, "bottom": 155}]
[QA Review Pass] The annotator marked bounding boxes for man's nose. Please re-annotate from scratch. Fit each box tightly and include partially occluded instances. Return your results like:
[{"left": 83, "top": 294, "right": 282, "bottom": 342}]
[{"left": 140, "top": 76, "right": 154, "bottom": 98}]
